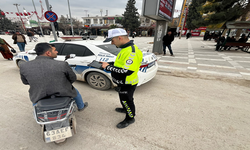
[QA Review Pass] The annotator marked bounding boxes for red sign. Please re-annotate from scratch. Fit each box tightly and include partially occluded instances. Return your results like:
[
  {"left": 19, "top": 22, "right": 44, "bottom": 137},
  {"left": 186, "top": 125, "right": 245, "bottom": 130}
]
[
  {"left": 191, "top": 32, "right": 200, "bottom": 36},
  {"left": 158, "top": 0, "right": 174, "bottom": 20},
  {"left": 197, "top": 27, "right": 207, "bottom": 30},
  {"left": 44, "top": 11, "right": 58, "bottom": 22}
]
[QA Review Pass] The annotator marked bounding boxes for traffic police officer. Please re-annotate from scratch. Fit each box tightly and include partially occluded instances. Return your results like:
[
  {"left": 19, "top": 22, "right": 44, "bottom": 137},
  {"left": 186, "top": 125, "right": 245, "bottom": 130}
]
[{"left": 102, "top": 28, "right": 143, "bottom": 129}]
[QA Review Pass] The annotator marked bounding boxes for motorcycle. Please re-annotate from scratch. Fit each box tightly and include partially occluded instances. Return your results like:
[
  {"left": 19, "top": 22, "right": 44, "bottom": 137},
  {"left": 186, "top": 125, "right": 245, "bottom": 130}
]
[
  {"left": 33, "top": 54, "right": 77, "bottom": 144},
  {"left": 34, "top": 97, "right": 77, "bottom": 144}
]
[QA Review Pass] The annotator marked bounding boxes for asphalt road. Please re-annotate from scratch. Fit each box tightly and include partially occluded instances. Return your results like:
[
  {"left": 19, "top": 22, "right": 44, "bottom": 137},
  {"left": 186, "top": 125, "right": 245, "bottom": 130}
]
[{"left": 0, "top": 54, "right": 250, "bottom": 150}]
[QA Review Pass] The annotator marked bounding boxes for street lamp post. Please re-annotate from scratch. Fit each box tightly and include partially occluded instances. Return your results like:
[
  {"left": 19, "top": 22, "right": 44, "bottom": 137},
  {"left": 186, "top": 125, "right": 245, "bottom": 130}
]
[
  {"left": 13, "top": 3, "right": 26, "bottom": 33},
  {"left": 31, "top": 0, "right": 44, "bottom": 37},
  {"left": 67, "top": 0, "right": 74, "bottom": 36}
]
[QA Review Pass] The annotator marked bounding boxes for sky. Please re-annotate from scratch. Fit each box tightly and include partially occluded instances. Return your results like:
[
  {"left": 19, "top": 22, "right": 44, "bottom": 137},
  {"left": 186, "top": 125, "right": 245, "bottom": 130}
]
[{"left": 1, "top": 0, "right": 184, "bottom": 22}]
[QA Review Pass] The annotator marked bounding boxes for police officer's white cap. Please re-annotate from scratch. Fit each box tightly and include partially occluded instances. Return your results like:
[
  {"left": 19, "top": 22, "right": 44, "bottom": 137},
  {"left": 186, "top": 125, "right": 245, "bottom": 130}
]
[{"left": 103, "top": 28, "right": 128, "bottom": 42}]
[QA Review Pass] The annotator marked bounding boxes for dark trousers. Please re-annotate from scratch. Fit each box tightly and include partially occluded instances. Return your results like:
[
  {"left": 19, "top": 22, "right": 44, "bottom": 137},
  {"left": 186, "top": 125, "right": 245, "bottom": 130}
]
[
  {"left": 118, "top": 84, "right": 137, "bottom": 120},
  {"left": 163, "top": 44, "right": 173, "bottom": 55}
]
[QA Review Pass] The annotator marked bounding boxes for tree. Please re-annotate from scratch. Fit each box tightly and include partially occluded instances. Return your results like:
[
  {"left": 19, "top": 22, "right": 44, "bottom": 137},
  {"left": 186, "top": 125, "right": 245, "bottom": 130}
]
[
  {"left": 186, "top": 0, "right": 204, "bottom": 29},
  {"left": 195, "top": 0, "right": 250, "bottom": 26},
  {"left": 121, "top": 0, "right": 140, "bottom": 33},
  {"left": 58, "top": 15, "right": 83, "bottom": 35},
  {"left": 58, "top": 15, "right": 70, "bottom": 35},
  {"left": 109, "top": 24, "right": 118, "bottom": 29},
  {"left": 115, "top": 17, "right": 123, "bottom": 24},
  {"left": 0, "top": 9, "right": 17, "bottom": 31},
  {"left": 73, "top": 19, "right": 83, "bottom": 35}
]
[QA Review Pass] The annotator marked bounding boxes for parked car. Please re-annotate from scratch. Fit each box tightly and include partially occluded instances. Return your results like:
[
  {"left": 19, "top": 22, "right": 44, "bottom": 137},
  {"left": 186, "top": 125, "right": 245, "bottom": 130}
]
[{"left": 13, "top": 40, "right": 158, "bottom": 90}]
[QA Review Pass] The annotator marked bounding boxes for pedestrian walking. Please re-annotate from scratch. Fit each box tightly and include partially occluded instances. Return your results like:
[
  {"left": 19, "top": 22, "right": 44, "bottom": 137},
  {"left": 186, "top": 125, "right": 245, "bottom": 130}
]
[
  {"left": 104, "top": 31, "right": 107, "bottom": 38},
  {"left": 27, "top": 30, "right": 35, "bottom": 42},
  {"left": 102, "top": 28, "right": 143, "bottom": 129},
  {"left": 186, "top": 32, "right": 191, "bottom": 39},
  {"left": 38, "top": 31, "right": 43, "bottom": 37},
  {"left": 12, "top": 31, "right": 27, "bottom": 52},
  {"left": 0, "top": 37, "right": 14, "bottom": 60},
  {"left": 177, "top": 32, "right": 180, "bottom": 37},
  {"left": 204, "top": 31, "right": 209, "bottom": 41},
  {"left": 162, "top": 31, "right": 175, "bottom": 56},
  {"left": 132, "top": 31, "right": 136, "bottom": 38}
]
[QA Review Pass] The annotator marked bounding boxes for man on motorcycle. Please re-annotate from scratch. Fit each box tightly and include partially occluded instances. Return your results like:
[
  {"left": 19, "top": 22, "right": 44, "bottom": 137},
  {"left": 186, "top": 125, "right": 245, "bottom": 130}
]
[{"left": 19, "top": 42, "right": 88, "bottom": 111}]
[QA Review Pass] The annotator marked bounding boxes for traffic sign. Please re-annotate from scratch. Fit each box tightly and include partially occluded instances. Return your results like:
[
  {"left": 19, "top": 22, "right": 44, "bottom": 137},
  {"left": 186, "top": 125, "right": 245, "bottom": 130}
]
[{"left": 44, "top": 11, "right": 58, "bottom": 22}]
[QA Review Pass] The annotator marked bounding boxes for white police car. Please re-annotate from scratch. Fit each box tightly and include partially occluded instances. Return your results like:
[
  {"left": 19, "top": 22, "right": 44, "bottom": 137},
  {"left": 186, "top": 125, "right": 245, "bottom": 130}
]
[{"left": 13, "top": 40, "right": 158, "bottom": 90}]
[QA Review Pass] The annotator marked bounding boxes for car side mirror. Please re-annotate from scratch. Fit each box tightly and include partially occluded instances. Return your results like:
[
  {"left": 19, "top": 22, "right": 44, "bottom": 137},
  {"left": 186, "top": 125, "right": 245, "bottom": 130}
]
[
  {"left": 69, "top": 54, "right": 76, "bottom": 58},
  {"left": 65, "top": 54, "right": 76, "bottom": 61}
]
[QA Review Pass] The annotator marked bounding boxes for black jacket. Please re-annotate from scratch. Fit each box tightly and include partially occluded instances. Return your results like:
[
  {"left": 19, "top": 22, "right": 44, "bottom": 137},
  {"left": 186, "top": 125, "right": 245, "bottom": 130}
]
[{"left": 163, "top": 34, "right": 174, "bottom": 45}]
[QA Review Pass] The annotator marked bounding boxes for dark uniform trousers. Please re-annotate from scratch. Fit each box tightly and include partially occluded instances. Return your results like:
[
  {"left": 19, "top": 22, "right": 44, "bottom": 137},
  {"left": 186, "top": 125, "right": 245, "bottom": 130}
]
[{"left": 118, "top": 84, "right": 137, "bottom": 120}]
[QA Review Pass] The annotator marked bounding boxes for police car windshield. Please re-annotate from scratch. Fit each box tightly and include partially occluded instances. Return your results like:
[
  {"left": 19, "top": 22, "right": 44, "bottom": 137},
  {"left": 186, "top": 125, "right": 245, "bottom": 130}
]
[{"left": 97, "top": 44, "right": 121, "bottom": 56}]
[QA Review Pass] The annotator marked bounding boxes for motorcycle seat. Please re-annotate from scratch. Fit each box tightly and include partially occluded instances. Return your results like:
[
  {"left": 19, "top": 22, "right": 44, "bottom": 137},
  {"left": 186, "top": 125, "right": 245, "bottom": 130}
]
[{"left": 36, "top": 97, "right": 73, "bottom": 111}]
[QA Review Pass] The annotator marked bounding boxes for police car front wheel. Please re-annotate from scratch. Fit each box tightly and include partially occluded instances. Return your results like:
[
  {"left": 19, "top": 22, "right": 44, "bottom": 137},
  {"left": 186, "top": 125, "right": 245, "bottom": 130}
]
[{"left": 86, "top": 72, "right": 111, "bottom": 90}]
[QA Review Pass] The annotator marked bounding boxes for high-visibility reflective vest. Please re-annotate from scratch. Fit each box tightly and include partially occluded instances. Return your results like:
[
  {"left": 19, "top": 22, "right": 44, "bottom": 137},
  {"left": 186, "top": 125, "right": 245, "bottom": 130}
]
[{"left": 114, "top": 45, "right": 143, "bottom": 85}]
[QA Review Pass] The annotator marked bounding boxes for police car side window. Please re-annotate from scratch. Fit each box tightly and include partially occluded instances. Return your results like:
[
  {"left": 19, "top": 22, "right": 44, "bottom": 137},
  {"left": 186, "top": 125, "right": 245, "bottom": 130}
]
[
  {"left": 61, "top": 44, "right": 94, "bottom": 57},
  {"left": 84, "top": 48, "right": 94, "bottom": 56},
  {"left": 61, "top": 44, "right": 85, "bottom": 56}
]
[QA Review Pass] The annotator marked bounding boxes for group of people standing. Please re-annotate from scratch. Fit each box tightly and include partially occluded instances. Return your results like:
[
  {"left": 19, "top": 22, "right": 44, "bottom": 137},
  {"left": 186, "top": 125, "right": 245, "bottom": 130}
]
[
  {"left": 0, "top": 30, "right": 39, "bottom": 61},
  {"left": 216, "top": 34, "right": 249, "bottom": 51},
  {"left": 0, "top": 31, "right": 26, "bottom": 60},
  {"left": 19, "top": 28, "right": 142, "bottom": 129}
]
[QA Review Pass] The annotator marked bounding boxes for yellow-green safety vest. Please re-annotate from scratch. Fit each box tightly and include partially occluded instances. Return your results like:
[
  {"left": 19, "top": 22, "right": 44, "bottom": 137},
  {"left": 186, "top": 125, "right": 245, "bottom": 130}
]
[{"left": 114, "top": 45, "right": 143, "bottom": 85}]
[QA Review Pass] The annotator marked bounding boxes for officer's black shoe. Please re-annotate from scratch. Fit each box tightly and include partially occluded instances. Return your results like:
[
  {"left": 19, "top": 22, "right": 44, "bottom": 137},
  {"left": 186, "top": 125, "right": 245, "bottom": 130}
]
[
  {"left": 116, "top": 118, "right": 135, "bottom": 129},
  {"left": 115, "top": 108, "right": 126, "bottom": 113}
]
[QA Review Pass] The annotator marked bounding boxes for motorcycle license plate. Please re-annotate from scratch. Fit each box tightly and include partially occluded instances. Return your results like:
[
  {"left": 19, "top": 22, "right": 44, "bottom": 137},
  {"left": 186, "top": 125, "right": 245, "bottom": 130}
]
[{"left": 44, "top": 126, "right": 72, "bottom": 143}]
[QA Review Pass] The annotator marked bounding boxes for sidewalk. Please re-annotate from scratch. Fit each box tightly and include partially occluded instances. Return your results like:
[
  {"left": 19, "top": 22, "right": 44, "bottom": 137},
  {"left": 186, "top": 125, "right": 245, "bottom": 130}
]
[
  {"left": 2, "top": 35, "right": 250, "bottom": 80},
  {"left": 156, "top": 37, "right": 250, "bottom": 80}
]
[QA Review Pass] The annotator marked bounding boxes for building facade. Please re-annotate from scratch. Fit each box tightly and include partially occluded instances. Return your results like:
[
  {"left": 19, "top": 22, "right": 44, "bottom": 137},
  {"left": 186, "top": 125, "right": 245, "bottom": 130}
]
[
  {"left": 82, "top": 15, "right": 123, "bottom": 27},
  {"left": 81, "top": 15, "right": 156, "bottom": 36}
]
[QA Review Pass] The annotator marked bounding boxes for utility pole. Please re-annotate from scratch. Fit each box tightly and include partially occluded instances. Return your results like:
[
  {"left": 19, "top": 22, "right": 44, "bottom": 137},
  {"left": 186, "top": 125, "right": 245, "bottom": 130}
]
[
  {"left": 44, "top": 0, "right": 57, "bottom": 41},
  {"left": 13, "top": 3, "right": 26, "bottom": 33},
  {"left": 32, "top": 0, "right": 44, "bottom": 36},
  {"left": 67, "top": 0, "right": 74, "bottom": 36}
]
